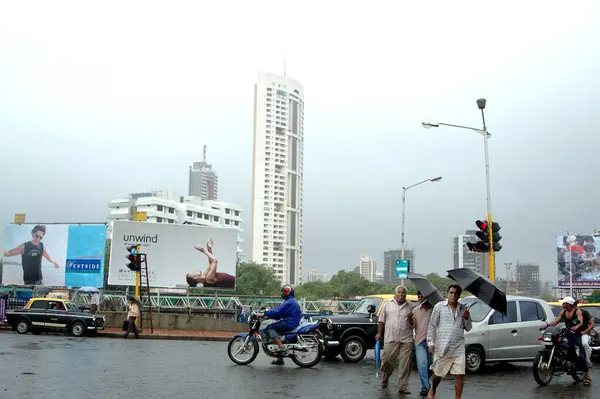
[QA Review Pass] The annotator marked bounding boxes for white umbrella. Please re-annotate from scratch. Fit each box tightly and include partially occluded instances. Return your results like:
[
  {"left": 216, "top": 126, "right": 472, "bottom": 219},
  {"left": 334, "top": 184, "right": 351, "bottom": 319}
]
[{"left": 78, "top": 286, "right": 100, "bottom": 293}]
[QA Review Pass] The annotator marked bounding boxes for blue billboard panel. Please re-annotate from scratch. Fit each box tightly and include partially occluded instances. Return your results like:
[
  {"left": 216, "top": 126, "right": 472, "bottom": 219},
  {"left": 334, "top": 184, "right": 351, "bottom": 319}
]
[{"left": 2, "top": 223, "right": 107, "bottom": 287}]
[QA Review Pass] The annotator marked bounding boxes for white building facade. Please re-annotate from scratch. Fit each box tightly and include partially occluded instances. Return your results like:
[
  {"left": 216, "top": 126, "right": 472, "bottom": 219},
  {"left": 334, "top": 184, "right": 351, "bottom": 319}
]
[
  {"left": 359, "top": 256, "right": 376, "bottom": 282},
  {"left": 307, "top": 269, "right": 329, "bottom": 283},
  {"left": 453, "top": 231, "right": 486, "bottom": 276},
  {"left": 108, "top": 191, "right": 243, "bottom": 253},
  {"left": 250, "top": 71, "right": 305, "bottom": 285}
]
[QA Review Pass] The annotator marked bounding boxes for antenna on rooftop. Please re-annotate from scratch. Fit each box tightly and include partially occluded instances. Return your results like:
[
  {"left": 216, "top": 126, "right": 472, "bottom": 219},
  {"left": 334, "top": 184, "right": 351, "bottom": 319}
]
[{"left": 203, "top": 144, "right": 207, "bottom": 162}]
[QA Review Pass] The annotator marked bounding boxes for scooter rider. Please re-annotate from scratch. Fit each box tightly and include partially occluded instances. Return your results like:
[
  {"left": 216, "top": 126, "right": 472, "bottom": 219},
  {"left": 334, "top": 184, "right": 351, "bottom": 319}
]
[{"left": 256, "top": 285, "right": 302, "bottom": 365}]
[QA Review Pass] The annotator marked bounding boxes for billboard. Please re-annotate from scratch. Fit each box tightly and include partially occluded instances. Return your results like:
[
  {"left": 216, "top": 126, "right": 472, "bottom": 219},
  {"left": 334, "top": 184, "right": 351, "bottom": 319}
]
[
  {"left": 556, "top": 235, "right": 600, "bottom": 288},
  {"left": 108, "top": 221, "right": 238, "bottom": 289},
  {"left": 2, "top": 223, "right": 107, "bottom": 287}
]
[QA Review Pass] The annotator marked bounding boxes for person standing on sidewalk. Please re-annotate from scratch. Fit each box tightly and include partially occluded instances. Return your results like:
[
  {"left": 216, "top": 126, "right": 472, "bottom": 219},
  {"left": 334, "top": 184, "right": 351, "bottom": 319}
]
[
  {"left": 375, "top": 285, "right": 414, "bottom": 394},
  {"left": 427, "top": 284, "right": 472, "bottom": 399},
  {"left": 408, "top": 291, "right": 433, "bottom": 397},
  {"left": 123, "top": 297, "right": 140, "bottom": 339},
  {"left": 90, "top": 292, "right": 100, "bottom": 314}
]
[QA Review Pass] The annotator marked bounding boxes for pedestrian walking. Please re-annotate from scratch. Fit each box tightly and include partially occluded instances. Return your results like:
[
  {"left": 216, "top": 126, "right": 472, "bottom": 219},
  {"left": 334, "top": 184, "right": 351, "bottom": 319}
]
[
  {"left": 375, "top": 285, "right": 414, "bottom": 394},
  {"left": 426, "top": 284, "right": 472, "bottom": 399},
  {"left": 90, "top": 292, "right": 100, "bottom": 314},
  {"left": 123, "top": 297, "right": 140, "bottom": 339},
  {"left": 408, "top": 291, "right": 433, "bottom": 397}
]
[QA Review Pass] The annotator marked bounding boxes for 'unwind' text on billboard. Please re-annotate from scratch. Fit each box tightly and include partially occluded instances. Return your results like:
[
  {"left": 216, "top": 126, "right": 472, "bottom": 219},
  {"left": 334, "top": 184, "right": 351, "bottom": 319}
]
[
  {"left": 2, "top": 223, "right": 107, "bottom": 287},
  {"left": 108, "top": 221, "right": 238, "bottom": 289},
  {"left": 556, "top": 234, "right": 600, "bottom": 288}
]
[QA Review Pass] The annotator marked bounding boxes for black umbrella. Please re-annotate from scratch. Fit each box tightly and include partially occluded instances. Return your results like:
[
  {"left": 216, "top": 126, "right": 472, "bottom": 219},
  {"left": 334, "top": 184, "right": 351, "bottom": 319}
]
[
  {"left": 446, "top": 268, "right": 507, "bottom": 315},
  {"left": 407, "top": 273, "right": 445, "bottom": 307}
]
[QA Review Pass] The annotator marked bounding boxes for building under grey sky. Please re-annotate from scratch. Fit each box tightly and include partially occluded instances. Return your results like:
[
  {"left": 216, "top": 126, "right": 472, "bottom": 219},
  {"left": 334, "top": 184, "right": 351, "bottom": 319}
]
[
  {"left": 188, "top": 145, "right": 219, "bottom": 201},
  {"left": 1, "top": 3, "right": 599, "bottom": 283}
]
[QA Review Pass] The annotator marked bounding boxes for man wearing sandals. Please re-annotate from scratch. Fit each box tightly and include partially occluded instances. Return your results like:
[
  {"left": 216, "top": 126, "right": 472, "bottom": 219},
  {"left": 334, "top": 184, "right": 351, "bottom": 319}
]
[
  {"left": 426, "top": 285, "right": 472, "bottom": 399},
  {"left": 375, "top": 285, "right": 414, "bottom": 394}
]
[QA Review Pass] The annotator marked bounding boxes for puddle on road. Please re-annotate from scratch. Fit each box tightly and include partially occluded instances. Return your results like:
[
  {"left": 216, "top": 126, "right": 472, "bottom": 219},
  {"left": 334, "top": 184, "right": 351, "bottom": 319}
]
[
  {"left": 12, "top": 342, "right": 49, "bottom": 351},
  {"left": 0, "top": 352, "right": 15, "bottom": 355},
  {"left": 21, "top": 372, "right": 36, "bottom": 375}
]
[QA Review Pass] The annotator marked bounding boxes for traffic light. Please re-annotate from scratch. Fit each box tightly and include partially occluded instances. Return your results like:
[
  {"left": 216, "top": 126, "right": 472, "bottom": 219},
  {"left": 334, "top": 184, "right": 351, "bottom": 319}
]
[
  {"left": 467, "top": 220, "right": 502, "bottom": 252},
  {"left": 126, "top": 244, "right": 141, "bottom": 272}
]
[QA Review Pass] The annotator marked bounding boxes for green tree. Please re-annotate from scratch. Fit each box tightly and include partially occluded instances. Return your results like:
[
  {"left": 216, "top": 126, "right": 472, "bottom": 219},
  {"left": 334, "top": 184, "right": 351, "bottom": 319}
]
[
  {"left": 294, "top": 281, "right": 336, "bottom": 300},
  {"left": 235, "top": 262, "right": 282, "bottom": 296}
]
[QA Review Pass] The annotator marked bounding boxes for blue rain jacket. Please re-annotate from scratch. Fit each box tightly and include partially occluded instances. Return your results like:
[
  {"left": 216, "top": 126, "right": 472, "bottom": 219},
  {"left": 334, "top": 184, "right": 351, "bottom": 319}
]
[{"left": 264, "top": 295, "right": 302, "bottom": 330}]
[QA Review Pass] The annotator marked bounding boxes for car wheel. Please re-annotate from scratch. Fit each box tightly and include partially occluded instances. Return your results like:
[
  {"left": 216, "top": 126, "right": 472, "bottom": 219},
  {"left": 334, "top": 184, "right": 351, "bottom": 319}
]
[
  {"left": 341, "top": 336, "right": 367, "bottom": 363},
  {"left": 70, "top": 321, "right": 86, "bottom": 337},
  {"left": 16, "top": 320, "right": 30, "bottom": 335},
  {"left": 466, "top": 346, "right": 485, "bottom": 373}
]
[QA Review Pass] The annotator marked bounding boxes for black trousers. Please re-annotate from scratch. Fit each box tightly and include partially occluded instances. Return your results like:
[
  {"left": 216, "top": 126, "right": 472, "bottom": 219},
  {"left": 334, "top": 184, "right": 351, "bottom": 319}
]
[{"left": 124, "top": 316, "right": 139, "bottom": 338}]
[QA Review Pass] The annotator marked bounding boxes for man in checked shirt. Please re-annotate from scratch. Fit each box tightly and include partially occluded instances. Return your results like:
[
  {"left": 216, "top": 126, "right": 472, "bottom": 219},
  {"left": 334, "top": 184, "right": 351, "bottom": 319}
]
[
  {"left": 426, "top": 284, "right": 472, "bottom": 399},
  {"left": 375, "top": 285, "right": 414, "bottom": 394}
]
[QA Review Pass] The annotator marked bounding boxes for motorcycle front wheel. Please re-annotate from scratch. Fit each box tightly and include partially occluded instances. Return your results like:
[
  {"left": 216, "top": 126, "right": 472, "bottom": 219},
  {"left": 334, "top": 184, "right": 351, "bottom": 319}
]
[
  {"left": 291, "top": 336, "right": 323, "bottom": 368},
  {"left": 533, "top": 352, "right": 555, "bottom": 386},
  {"left": 227, "top": 335, "right": 259, "bottom": 365}
]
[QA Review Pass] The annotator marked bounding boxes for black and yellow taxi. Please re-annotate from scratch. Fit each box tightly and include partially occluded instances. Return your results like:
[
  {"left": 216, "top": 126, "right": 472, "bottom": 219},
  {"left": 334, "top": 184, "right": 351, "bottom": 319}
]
[
  {"left": 6, "top": 297, "right": 105, "bottom": 337},
  {"left": 322, "top": 293, "right": 419, "bottom": 362}
]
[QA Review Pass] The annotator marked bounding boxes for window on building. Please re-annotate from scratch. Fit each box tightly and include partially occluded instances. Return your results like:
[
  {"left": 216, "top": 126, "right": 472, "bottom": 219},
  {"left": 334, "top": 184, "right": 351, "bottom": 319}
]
[
  {"left": 225, "top": 220, "right": 230, "bottom": 225},
  {"left": 187, "top": 211, "right": 193, "bottom": 217},
  {"left": 157, "top": 205, "right": 163, "bottom": 211},
  {"left": 157, "top": 217, "right": 163, "bottom": 223},
  {"left": 214, "top": 217, "right": 219, "bottom": 222}
]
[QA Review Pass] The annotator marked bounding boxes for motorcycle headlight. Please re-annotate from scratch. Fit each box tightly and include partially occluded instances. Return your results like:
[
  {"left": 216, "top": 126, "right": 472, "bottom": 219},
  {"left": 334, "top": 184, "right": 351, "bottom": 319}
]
[
  {"left": 542, "top": 333, "right": 552, "bottom": 342},
  {"left": 327, "top": 319, "right": 333, "bottom": 332}
]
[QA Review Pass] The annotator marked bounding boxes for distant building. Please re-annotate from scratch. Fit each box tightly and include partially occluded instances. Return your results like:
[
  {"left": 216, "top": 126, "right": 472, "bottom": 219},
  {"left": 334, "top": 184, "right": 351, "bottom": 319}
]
[
  {"left": 189, "top": 145, "right": 219, "bottom": 200},
  {"left": 453, "top": 230, "right": 487, "bottom": 276},
  {"left": 383, "top": 249, "right": 415, "bottom": 285},
  {"left": 107, "top": 190, "right": 243, "bottom": 253},
  {"left": 359, "top": 256, "right": 376, "bottom": 282},
  {"left": 375, "top": 270, "right": 384, "bottom": 284},
  {"left": 515, "top": 261, "right": 541, "bottom": 296},
  {"left": 307, "top": 269, "right": 328, "bottom": 282}
]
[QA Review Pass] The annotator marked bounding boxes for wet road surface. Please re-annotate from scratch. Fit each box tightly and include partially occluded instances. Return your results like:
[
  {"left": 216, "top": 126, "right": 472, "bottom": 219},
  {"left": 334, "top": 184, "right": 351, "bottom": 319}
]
[{"left": 0, "top": 333, "right": 598, "bottom": 399}]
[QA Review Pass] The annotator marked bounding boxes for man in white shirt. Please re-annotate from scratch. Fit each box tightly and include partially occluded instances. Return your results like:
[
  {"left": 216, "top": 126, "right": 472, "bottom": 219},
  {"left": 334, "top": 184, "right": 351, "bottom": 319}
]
[{"left": 90, "top": 292, "right": 100, "bottom": 314}]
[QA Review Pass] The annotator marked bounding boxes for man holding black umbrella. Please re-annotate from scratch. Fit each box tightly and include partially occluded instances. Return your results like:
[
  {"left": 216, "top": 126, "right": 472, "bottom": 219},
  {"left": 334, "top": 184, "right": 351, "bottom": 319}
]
[{"left": 427, "top": 285, "right": 472, "bottom": 399}]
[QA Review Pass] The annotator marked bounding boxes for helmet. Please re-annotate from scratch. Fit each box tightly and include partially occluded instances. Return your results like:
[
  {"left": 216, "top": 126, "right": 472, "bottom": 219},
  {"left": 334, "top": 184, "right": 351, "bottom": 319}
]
[{"left": 281, "top": 285, "right": 294, "bottom": 299}]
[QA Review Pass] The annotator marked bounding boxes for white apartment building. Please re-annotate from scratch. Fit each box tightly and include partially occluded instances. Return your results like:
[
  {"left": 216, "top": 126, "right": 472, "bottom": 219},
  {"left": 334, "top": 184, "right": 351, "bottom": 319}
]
[
  {"left": 307, "top": 269, "right": 329, "bottom": 283},
  {"left": 250, "top": 71, "right": 305, "bottom": 285},
  {"left": 107, "top": 191, "right": 243, "bottom": 253},
  {"left": 359, "top": 256, "right": 376, "bottom": 282}
]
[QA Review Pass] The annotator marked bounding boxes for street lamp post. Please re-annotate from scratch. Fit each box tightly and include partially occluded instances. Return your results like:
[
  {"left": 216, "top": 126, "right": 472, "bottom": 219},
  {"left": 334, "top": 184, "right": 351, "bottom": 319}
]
[
  {"left": 422, "top": 98, "right": 497, "bottom": 282},
  {"left": 400, "top": 176, "right": 443, "bottom": 286}
]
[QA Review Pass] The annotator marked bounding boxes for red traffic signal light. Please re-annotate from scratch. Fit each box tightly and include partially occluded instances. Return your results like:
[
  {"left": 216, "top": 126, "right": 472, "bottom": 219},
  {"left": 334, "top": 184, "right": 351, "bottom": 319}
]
[
  {"left": 475, "top": 220, "right": 488, "bottom": 231},
  {"left": 126, "top": 244, "right": 142, "bottom": 272}
]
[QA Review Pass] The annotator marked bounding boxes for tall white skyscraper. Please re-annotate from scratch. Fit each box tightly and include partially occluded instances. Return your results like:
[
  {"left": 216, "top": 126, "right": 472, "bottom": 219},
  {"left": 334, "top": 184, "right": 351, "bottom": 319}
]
[
  {"left": 250, "top": 71, "right": 304, "bottom": 285},
  {"left": 189, "top": 145, "right": 219, "bottom": 200},
  {"left": 359, "top": 256, "right": 376, "bottom": 282}
]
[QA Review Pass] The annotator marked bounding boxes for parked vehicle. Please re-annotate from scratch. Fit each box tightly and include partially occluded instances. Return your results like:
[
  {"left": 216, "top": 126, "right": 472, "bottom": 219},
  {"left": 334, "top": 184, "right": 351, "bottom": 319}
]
[
  {"left": 459, "top": 295, "right": 555, "bottom": 373},
  {"left": 321, "top": 294, "right": 419, "bottom": 362},
  {"left": 5, "top": 297, "right": 105, "bottom": 337},
  {"left": 227, "top": 312, "right": 329, "bottom": 368},
  {"left": 533, "top": 321, "right": 586, "bottom": 386}
]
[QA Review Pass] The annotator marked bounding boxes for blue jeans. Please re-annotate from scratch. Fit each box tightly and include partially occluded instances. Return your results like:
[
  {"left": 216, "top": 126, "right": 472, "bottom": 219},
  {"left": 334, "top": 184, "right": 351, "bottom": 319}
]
[
  {"left": 264, "top": 321, "right": 291, "bottom": 339},
  {"left": 415, "top": 341, "right": 432, "bottom": 391}
]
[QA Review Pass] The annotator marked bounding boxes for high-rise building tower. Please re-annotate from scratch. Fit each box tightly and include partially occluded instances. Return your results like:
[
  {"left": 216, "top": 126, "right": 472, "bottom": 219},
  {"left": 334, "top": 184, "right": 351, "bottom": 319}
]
[
  {"left": 250, "top": 71, "right": 305, "bottom": 285},
  {"left": 359, "top": 256, "right": 376, "bottom": 282},
  {"left": 189, "top": 145, "right": 219, "bottom": 200}
]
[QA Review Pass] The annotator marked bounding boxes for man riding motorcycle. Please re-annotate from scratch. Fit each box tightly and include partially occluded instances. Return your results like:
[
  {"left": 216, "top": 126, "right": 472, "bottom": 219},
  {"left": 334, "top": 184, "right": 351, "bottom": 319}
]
[
  {"left": 256, "top": 285, "right": 302, "bottom": 365},
  {"left": 542, "top": 296, "right": 591, "bottom": 386}
]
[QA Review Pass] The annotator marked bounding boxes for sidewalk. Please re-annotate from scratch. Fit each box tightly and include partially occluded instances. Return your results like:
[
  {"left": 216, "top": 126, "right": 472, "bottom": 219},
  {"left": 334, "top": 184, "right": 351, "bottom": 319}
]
[{"left": 98, "top": 328, "right": 241, "bottom": 341}]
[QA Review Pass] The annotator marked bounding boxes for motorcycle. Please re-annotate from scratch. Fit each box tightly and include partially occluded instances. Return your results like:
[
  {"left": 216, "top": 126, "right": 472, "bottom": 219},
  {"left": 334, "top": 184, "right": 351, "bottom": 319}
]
[
  {"left": 533, "top": 320, "right": 586, "bottom": 386},
  {"left": 227, "top": 311, "right": 332, "bottom": 368}
]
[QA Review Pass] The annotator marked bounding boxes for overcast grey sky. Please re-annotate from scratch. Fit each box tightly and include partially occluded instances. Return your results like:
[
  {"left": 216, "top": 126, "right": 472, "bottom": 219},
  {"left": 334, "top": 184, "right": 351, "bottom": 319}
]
[{"left": 1, "top": 1, "right": 599, "bottom": 282}]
